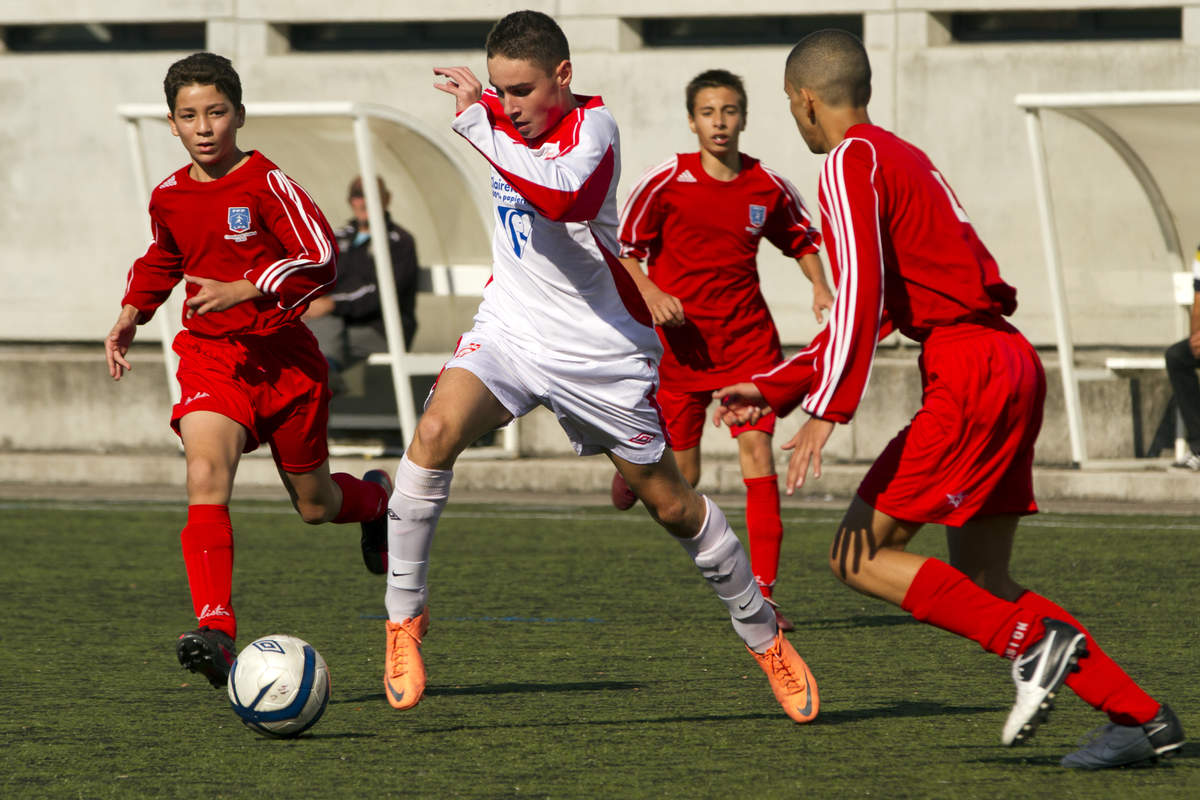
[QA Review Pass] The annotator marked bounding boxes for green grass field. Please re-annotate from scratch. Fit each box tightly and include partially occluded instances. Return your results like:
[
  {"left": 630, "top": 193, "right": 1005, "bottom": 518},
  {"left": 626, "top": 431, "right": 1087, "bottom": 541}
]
[{"left": 2, "top": 497, "right": 1197, "bottom": 799}]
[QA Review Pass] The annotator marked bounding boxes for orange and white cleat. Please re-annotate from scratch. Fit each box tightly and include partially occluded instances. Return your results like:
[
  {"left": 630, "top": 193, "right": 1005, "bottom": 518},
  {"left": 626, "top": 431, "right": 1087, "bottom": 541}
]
[
  {"left": 384, "top": 607, "right": 430, "bottom": 710},
  {"left": 750, "top": 630, "right": 819, "bottom": 723}
]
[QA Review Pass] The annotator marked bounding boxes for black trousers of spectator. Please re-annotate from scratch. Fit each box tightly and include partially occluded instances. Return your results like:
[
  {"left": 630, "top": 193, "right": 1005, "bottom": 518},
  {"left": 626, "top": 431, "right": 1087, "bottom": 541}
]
[{"left": 1164, "top": 338, "right": 1200, "bottom": 453}]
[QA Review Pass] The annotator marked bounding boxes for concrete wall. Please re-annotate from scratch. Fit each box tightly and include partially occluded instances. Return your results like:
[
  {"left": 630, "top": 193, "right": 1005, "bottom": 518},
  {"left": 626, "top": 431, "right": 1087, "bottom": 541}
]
[{"left": 3, "top": 1, "right": 1200, "bottom": 353}]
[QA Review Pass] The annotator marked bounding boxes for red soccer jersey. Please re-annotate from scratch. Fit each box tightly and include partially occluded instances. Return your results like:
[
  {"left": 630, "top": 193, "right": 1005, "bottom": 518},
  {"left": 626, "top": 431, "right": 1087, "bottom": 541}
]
[
  {"left": 619, "top": 152, "right": 820, "bottom": 390},
  {"left": 752, "top": 124, "right": 1018, "bottom": 422},
  {"left": 122, "top": 150, "right": 337, "bottom": 336}
]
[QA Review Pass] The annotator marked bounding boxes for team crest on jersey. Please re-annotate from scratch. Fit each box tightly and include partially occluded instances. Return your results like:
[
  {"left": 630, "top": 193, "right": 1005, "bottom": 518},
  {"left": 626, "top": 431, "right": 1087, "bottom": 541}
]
[
  {"left": 498, "top": 206, "right": 533, "bottom": 257},
  {"left": 748, "top": 204, "right": 767, "bottom": 228},
  {"left": 224, "top": 206, "right": 258, "bottom": 242},
  {"left": 228, "top": 207, "right": 251, "bottom": 233}
]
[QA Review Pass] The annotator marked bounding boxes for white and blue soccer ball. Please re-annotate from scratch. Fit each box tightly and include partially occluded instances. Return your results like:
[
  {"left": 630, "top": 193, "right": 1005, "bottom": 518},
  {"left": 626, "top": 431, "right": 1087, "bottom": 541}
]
[{"left": 227, "top": 635, "right": 330, "bottom": 738}]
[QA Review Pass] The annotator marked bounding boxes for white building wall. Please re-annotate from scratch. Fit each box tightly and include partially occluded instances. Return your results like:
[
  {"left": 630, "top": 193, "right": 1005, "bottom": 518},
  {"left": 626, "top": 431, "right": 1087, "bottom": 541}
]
[{"left": 1, "top": 0, "right": 1197, "bottom": 348}]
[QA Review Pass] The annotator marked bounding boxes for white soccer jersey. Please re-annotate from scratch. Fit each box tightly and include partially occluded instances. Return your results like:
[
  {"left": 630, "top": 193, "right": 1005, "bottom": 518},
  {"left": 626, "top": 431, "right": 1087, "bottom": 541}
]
[{"left": 451, "top": 90, "right": 660, "bottom": 364}]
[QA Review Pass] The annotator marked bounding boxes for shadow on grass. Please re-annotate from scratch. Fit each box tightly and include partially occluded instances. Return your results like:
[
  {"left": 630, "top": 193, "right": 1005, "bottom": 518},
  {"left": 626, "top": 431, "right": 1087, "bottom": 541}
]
[
  {"left": 814, "top": 700, "right": 1001, "bottom": 726},
  {"left": 971, "top": 740, "right": 1197, "bottom": 769},
  {"left": 338, "top": 680, "right": 646, "bottom": 704}
]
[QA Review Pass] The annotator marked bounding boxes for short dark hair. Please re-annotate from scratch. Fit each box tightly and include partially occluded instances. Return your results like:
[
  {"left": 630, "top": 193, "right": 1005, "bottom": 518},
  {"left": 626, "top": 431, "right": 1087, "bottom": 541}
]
[
  {"left": 785, "top": 29, "right": 871, "bottom": 108},
  {"left": 163, "top": 52, "right": 243, "bottom": 112},
  {"left": 485, "top": 10, "right": 570, "bottom": 75},
  {"left": 685, "top": 69, "right": 747, "bottom": 116}
]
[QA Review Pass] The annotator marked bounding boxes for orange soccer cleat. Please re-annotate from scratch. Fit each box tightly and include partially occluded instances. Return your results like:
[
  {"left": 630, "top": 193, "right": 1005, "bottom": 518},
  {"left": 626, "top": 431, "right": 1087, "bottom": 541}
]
[
  {"left": 750, "top": 630, "right": 819, "bottom": 724},
  {"left": 384, "top": 607, "right": 430, "bottom": 710}
]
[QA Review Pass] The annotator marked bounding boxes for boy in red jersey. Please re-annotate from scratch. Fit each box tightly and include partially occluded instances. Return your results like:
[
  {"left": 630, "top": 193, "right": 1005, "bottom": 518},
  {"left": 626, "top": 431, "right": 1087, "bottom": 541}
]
[
  {"left": 611, "top": 69, "right": 832, "bottom": 631},
  {"left": 104, "top": 52, "right": 392, "bottom": 689},
  {"left": 715, "top": 30, "right": 1184, "bottom": 768},
  {"left": 380, "top": 11, "right": 819, "bottom": 724}
]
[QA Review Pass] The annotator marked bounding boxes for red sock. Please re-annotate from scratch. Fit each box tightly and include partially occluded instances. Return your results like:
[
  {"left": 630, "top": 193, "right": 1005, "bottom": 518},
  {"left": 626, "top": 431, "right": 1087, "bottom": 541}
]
[
  {"left": 744, "top": 475, "right": 783, "bottom": 599},
  {"left": 1016, "top": 591, "right": 1159, "bottom": 726},
  {"left": 330, "top": 472, "right": 388, "bottom": 524},
  {"left": 180, "top": 504, "right": 235, "bottom": 639},
  {"left": 901, "top": 558, "right": 1044, "bottom": 659}
]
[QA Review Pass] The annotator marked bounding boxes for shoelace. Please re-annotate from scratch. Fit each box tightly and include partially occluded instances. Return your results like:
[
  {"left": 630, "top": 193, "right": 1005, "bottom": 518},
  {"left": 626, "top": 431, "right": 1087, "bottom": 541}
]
[
  {"left": 766, "top": 645, "right": 803, "bottom": 693},
  {"left": 388, "top": 623, "right": 421, "bottom": 678}
]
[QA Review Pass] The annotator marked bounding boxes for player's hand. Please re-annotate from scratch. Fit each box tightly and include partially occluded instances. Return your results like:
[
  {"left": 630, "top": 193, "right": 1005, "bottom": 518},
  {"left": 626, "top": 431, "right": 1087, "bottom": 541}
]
[
  {"left": 812, "top": 282, "right": 834, "bottom": 324},
  {"left": 433, "top": 66, "right": 484, "bottom": 114},
  {"left": 105, "top": 306, "right": 140, "bottom": 380},
  {"left": 183, "top": 275, "right": 262, "bottom": 318},
  {"left": 780, "top": 416, "right": 835, "bottom": 494},
  {"left": 642, "top": 285, "right": 685, "bottom": 327},
  {"left": 303, "top": 296, "right": 335, "bottom": 320},
  {"left": 711, "top": 382, "right": 770, "bottom": 427}
]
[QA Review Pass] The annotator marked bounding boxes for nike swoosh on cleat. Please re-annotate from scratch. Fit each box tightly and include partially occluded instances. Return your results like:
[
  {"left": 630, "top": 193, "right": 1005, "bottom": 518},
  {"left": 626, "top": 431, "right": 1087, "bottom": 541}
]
[
  {"left": 738, "top": 598, "right": 755, "bottom": 610},
  {"left": 386, "top": 683, "right": 406, "bottom": 704},
  {"left": 795, "top": 672, "right": 813, "bottom": 718}
]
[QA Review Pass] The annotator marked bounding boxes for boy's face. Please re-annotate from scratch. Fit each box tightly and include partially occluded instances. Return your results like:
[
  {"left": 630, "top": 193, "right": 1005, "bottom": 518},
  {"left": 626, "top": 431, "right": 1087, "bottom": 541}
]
[
  {"left": 688, "top": 86, "right": 745, "bottom": 159},
  {"left": 168, "top": 83, "right": 245, "bottom": 171},
  {"left": 487, "top": 55, "right": 572, "bottom": 142}
]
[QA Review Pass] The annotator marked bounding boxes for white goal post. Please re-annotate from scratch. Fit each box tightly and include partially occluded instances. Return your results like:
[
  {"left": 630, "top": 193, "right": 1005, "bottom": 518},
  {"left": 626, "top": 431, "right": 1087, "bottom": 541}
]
[
  {"left": 116, "top": 101, "right": 516, "bottom": 456},
  {"left": 1015, "top": 90, "right": 1200, "bottom": 466}
]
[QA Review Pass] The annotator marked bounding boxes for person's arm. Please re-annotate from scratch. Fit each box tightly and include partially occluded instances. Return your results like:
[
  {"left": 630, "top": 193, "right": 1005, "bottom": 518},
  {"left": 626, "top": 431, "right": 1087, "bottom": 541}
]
[
  {"left": 799, "top": 252, "right": 834, "bottom": 323},
  {"left": 618, "top": 256, "right": 684, "bottom": 327},
  {"left": 436, "top": 67, "right": 616, "bottom": 223},
  {"left": 240, "top": 170, "right": 337, "bottom": 310},
  {"left": 120, "top": 208, "right": 185, "bottom": 325},
  {"left": 104, "top": 304, "right": 143, "bottom": 380}
]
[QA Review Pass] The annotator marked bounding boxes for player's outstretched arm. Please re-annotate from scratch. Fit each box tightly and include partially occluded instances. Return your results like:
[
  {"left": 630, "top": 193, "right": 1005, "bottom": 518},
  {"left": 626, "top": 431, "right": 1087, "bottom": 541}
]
[
  {"left": 105, "top": 304, "right": 142, "bottom": 380},
  {"left": 183, "top": 275, "right": 263, "bottom": 318},
  {"left": 780, "top": 416, "right": 835, "bottom": 494},
  {"left": 617, "top": 257, "right": 684, "bottom": 327},
  {"left": 798, "top": 252, "right": 834, "bottom": 323},
  {"left": 711, "top": 382, "right": 771, "bottom": 428},
  {"left": 433, "top": 66, "right": 483, "bottom": 114}
]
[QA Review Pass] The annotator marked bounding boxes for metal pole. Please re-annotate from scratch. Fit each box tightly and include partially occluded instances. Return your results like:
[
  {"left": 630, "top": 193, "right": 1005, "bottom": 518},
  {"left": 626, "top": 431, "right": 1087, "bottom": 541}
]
[
  {"left": 1024, "top": 109, "right": 1086, "bottom": 466},
  {"left": 352, "top": 113, "right": 418, "bottom": 443},
  {"left": 123, "top": 116, "right": 180, "bottom": 406}
]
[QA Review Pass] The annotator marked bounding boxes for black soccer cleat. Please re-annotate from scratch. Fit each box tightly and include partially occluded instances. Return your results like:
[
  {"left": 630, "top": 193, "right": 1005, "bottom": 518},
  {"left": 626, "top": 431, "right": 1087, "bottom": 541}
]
[
  {"left": 176, "top": 627, "right": 236, "bottom": 688},
  {"left": 1060, "top": 703, "right": 1186, "bottom": 769},
  {"left": 360, "top": 469, "right": 393, "bottom": 575},
  {"left": 1002, "top": 618, "right": 1088, "bottom": 745}
]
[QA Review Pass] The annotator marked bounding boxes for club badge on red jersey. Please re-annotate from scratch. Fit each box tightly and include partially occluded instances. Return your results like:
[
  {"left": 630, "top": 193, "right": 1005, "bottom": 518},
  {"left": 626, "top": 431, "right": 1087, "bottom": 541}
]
[
  {"left": 225, "top": 207, "right": 258, "bottom": 243},
  {"left": 748, "top": 204, "right": 767, "bottom": 228}
]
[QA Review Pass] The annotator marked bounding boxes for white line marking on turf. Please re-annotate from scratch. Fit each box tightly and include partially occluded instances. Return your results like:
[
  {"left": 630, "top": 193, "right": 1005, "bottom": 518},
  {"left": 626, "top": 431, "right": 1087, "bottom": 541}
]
[{"left": 1, "top": 502, "right": 1199, "bottom": 531}]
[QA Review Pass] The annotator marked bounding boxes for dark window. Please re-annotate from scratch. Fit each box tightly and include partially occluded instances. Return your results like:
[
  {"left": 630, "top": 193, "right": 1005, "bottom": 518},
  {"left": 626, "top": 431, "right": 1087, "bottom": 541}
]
[
  {"left": 950, "top": 9, "right": 1181, "bottom": 42},
  {"left": 288, "top": 21, "right": 494, "bottom": 51},
  {"left": 637, "top": 15, "right": 862, "bottom": 47},
  {"left": 2, "top": 23, "right": 205, "bottom": 52}
]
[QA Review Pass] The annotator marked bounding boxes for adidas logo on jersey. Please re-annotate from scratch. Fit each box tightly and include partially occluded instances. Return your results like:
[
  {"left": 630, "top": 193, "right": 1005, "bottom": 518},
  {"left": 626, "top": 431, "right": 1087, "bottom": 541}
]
[
  {"left": 676, "top": 170, "right": 698, "bottom": 183},
  {"left": 158, "top": 175, "right": 178, "bottom": 190}
]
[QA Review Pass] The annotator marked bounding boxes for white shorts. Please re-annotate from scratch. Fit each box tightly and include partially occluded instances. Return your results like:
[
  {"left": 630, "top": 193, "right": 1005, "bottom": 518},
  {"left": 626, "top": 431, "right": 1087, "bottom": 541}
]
[{"left": 439, "top": 326, "right": 667, "bottom": 464}]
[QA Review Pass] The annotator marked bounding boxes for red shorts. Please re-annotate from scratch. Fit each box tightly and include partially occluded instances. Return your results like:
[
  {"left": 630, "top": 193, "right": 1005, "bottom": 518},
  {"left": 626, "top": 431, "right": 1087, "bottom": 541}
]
[
  {"left": 656, "top": 386, "right": 776, "bottom": 451},
  {"left": 857, "top": 321, "right": 1044, "bottom": 527},
  {"left": 170, "top": 324, "right": 331, "bottom": 473}
]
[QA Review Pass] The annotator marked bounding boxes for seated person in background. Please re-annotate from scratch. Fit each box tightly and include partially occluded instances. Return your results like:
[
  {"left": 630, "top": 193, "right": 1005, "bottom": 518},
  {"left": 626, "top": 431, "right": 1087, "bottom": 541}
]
[
  {"left": 1164, "top": 246, "right": 1200, "bottom": 470},
  {"left": 305, "top": 175, "right": 419, "bottom": 391}
]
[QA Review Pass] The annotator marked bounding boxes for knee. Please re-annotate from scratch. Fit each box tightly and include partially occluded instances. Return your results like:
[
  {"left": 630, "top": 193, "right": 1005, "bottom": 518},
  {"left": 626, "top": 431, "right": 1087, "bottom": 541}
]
[
  {"left": 411, "top": 410, "right": 462, "bottom": 465},
  {"left": 827, "top": 527, "right": 882, "bottom": 589},
  {"left": 293, "top": 500, "right": 330, "bottom": 525},
  {"left": 186, "top": 456, "right": 229, "bottom": 497},
  {"left": 644, "top": 491, "right": 694, "bottom": 531}
]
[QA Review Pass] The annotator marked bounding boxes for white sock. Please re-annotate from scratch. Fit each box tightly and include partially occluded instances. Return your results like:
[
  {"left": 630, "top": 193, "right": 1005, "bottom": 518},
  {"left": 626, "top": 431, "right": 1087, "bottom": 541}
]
[
  {"left": 384, "top": 454, "right": 452, "bottom": 623},
  {"left": 677, "top": 496, "right": 778, "bottom": 653}
]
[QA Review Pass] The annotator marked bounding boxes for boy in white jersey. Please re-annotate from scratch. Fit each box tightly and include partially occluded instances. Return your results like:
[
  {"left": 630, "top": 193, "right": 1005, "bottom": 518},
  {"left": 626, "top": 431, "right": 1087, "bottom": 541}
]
[{"left": 378, "top": 10, "right": 819, "bottom": 724}]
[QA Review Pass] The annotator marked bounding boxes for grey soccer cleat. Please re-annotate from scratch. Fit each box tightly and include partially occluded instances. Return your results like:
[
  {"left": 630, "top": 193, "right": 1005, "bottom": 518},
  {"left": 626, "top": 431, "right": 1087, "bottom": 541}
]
[
  {"left": 1061, "top": 704, "right": 1186, "bottom": 769},
  {"left": 1002, "top": 618, "right": 1088, "bottom": 745}
]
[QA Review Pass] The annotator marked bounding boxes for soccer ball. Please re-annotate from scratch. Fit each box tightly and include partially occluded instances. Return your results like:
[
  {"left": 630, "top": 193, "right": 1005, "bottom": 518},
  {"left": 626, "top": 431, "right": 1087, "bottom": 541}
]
[{"left": 226, "top": 635, "right": 331, "bottom": 738}]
